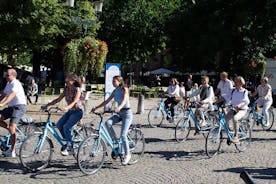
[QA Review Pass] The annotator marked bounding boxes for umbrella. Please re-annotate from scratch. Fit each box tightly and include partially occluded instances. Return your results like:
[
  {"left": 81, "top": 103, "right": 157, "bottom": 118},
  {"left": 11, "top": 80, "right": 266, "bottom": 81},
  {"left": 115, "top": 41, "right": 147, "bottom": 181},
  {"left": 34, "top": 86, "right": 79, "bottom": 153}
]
[{"left": 150, "top": 68, "right": 174, "bottom": 75}]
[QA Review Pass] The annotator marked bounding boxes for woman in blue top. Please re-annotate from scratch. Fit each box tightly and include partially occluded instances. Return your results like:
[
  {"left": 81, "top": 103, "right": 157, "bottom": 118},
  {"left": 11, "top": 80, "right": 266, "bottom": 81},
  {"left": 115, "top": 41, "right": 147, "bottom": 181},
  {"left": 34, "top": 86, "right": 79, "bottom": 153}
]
[
  {"left": 44, "top": 74, "right": 84, "bottom": 156},
  {"left": 92, "top": 75, "right": 133, "bottom": 165}
]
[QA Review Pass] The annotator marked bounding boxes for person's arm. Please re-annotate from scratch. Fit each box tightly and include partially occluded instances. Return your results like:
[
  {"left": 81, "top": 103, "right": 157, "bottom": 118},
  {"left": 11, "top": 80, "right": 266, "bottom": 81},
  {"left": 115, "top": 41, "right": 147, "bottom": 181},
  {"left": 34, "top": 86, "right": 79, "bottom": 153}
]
[
  {"left": 0, "top": 92, "right": 16, "bottom": 107},
  {"left": 33, "top": 84, "right": 38, "bottom": 94},
  {"left": 263, "top": 85, "right": 272, "bottom": 100},
  {"left": 236, "top": 90, "right": 250, "bottom": 109},
  {"left": 93, "top": 90, "right": 115, "bottom": 111},
  {"left": 0, "top": 92, "right": 6, "bottom": 102},
  {"left": 45, "top": 92, "right": 65, "bottom": 107}
]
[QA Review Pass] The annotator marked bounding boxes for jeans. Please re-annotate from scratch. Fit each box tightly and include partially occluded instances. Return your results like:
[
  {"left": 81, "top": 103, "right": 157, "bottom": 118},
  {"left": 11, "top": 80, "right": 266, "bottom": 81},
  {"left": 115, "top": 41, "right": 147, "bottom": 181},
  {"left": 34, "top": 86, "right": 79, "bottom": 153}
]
[
  {"left": 56, "top": 109, "right": 83, "bottom": 145},
  {"left": 105, "top": 109, "right": 133, "bottom": 155}
]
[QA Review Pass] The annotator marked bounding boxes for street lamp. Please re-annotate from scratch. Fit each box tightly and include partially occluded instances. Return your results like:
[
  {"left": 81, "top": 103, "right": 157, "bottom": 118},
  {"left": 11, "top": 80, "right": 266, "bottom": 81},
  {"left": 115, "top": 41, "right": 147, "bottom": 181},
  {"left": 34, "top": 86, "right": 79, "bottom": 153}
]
[{"left": 66, "top": 0, "right": 104, "bottom": 37}]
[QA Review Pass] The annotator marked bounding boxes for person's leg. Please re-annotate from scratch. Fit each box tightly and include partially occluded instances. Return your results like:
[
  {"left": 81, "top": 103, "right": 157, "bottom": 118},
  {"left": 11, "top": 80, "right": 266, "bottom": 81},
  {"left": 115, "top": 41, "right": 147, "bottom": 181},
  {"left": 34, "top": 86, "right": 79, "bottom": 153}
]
[
  {"left": 225, "top": 109, "right": 235, "bottom": 130},
  {"left": 27, "top": 95, "right": 32, "bottom": 104},
  {"left": 35, "top": 93, "right": 39, "bottom": 103},
  {"left": 9, "top": 105, "right": 26, "bottom": 155},
  {"left": 56, "top": 111, "right": 71, "bottom": 138},
  {"left": 62, "top": 110, "right": 83, "bottom": 145},
  {"left": 119, "top": 111, "right": 133, "bottom": 156},
  {"left": 262, "top": 100, "right": 273, "bottom": 124},
  {"left": 105, "top": 114, "right": 121, "bottom": 141},
  {"left": 232, "top": 110, "right": 247, "bottom": 142}
]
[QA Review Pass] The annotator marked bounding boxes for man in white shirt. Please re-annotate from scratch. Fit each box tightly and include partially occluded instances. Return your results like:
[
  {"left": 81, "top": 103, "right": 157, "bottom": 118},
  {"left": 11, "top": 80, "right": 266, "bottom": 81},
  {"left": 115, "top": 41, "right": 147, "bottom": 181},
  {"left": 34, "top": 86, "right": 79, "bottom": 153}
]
[
  {"left": 215, "top": 71, "right": 233, "bottom": 105},
  {"left": 0, "top": 69, "right": 27, "bottom": 157}
]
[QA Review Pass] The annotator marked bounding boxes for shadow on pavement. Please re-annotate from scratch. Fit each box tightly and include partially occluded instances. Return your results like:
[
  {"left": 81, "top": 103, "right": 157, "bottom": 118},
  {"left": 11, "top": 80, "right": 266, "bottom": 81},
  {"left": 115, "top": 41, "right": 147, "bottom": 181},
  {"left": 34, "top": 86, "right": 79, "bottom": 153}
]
[
  {"left": 214, "top": 167, "right": 276, "bottom": 182},
  {"left": 144, "top": 150, "right": 205, "bottom": 161}
]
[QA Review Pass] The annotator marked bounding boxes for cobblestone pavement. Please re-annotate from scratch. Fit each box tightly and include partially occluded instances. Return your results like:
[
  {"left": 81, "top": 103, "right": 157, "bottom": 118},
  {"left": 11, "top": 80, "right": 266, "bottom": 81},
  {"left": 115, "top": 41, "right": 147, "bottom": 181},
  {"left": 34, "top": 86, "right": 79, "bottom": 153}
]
[{"left": 0, "top": 95, "right": 275, "bottom": 184}]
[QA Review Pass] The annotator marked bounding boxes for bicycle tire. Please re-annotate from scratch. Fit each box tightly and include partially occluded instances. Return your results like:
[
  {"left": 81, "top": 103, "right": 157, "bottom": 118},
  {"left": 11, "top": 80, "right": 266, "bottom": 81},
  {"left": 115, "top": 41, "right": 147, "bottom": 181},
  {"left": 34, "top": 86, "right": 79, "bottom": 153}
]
[
  {"left": 205, "top": 126, "right": 222, "bottom": 158},
  {"left": 127, "top": 128, "right": 145, "bottom": 165},
  {"left": 16, "top": 124, "right": 40, "bottom": 156},
  {"left": 148, "top": 107, "right": 164, "bottom": 128},
  {"left": 262, "top": 107, "right": 274, "bottom": 131},
  {"left": 235, "top": 120, "right": 251, "bottom": 152},
  {"left": 174, "top": 103, "right": 185, "bottom": 122},
  {"left": 175, "top": 117, "right": 191, "bottom": 142},
  {"left": 72, "top": 126, "right": 95, "bottom": 159},
  {"left": 77, "top": 134, "right": 106, "bottom": 175},
  {"left": 19, "top": 132, "right": 53, "bottom": 172}
]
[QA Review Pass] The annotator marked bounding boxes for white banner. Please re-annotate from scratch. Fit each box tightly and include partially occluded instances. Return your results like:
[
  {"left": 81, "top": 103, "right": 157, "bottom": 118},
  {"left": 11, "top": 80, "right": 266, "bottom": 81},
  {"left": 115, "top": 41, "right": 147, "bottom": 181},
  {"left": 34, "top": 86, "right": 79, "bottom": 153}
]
[{"left": 104, "top": 63, "right": 121, "bottom": 111}]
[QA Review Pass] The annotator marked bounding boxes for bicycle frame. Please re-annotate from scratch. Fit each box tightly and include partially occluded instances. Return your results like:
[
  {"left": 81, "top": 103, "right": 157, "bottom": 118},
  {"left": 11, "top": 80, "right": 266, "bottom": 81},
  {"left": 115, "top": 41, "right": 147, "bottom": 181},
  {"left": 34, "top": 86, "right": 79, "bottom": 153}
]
[{"left": 0, "top": 126, "right": 28, "bottom": 151}]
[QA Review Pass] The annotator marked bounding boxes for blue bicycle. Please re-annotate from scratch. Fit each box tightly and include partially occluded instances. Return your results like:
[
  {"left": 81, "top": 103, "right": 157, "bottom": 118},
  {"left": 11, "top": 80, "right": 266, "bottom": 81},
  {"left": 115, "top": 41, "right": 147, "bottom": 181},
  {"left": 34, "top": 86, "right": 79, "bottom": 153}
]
[
  {"left": 205, "top": 105, "right": 251, "bottom": 158},
  {"left": 0, "top": 118, "right": 37, "bottom": 157},
  {"left": 175, "top": 99, "right": 216, "bottom": 142},
  {"left": 77, "top": 111, "right": 145, "bottom": 175},
  {"left": 247, "top": 100, "right": 274, "bottom": 131},
  {"left": 148, "top": 94, "right": 185, "bottom": 128},
  {"left": 19, "top": 106, "right": 93, "bottom": 172}
]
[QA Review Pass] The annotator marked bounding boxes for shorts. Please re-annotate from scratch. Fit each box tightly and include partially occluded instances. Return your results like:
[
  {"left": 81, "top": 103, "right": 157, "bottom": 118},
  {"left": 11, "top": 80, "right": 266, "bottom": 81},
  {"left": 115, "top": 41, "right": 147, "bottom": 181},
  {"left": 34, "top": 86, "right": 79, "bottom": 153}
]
[{"left": 0, "top": 105, "right": 26, "bottom": 124}]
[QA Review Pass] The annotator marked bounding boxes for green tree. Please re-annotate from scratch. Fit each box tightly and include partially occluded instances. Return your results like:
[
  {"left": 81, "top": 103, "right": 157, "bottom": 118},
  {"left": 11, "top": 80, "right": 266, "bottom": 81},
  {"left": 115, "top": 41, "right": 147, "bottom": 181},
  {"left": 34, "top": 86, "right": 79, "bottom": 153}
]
[{"left": 98, "top": 0, "right": 182, "bottom": 72}]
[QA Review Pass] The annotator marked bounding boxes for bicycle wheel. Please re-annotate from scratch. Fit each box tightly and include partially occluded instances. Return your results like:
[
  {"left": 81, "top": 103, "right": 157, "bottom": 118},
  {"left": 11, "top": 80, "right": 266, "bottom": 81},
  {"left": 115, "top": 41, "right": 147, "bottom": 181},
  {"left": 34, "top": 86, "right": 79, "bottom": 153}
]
[
  {"left": 235, "top": 120, "right": 251, "bottom": 152},
  {"left": 175, "top": 117, "right": 191, "bottom": 142},
  {"left": 205, "top": 126, "right": 222, "bottom": 158},
  {"left": 19, "top": 132, "right": 53, "bottom": 172},
  {"left": 148, "top": 107, "right": 164, "bottom": 128},
  {"left": 127, "top": 128, "right": 145, "bottom": 165},
  {"left": 77, "top": 134, "right": 106, "bottom": 175},
  {"left": 174, "top": 103, "right": 185, "bottom": 121},
  {"left": 16, "top": 124, "right": 40, "bottom": 156},
  {"left": 72, "top": 126, "right": 95, "bottom": 158},
  {"left": 247, "top": 112, "right": 256, "bottom": 130},
  {"left": 262, "top": 107, "right": 274, "bottom": 131}
]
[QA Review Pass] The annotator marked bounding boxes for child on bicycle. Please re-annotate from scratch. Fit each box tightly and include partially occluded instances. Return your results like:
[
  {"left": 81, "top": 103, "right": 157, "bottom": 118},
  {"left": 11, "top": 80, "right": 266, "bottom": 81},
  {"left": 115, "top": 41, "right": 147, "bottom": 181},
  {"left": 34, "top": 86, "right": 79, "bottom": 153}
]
[
  {"left": 188, "top": 75, "right": 215, "bottom": 127},
  {"left": 224, "top": 76, "right": 250, "bottom": 143},
  {"left": 250, "top": 77, "right": 273, "bottom": 127},
  {"left": 164, "top": 77, "right": 181, "bottom": 123},
  {"left": 92, "top": 75, "right": 133, "bottom": 165},
  {"left": 44, "top": 74, "right": 84, "bottom": 156}
]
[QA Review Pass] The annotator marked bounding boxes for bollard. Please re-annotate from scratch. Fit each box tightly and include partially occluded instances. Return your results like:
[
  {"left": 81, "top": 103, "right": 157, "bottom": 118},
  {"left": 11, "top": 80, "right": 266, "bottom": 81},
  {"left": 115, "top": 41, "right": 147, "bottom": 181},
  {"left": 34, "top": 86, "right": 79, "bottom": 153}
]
[
  {"left": 240, "top": 170, "right": 255, "bottom": 184},
  {"left": 136, "top": 93, "right": 144, "bottom": 114}
]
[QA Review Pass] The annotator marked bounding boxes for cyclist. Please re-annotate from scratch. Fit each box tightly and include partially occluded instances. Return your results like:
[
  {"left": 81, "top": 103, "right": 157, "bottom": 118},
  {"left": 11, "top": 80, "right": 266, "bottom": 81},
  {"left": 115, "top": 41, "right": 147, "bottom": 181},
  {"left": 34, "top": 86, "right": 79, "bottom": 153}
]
[
  {"left": 250, "top": 77, "right": 273, "bottom": 127},
  {"left": 215, "top": 71, "right": 233, "bottom": 106},
  {"left": 164, "top": 77, "right": 181, "bottom": 123},
  {"left": 0, "top": 69, "right": 27, "bottom": 157},
  {"left": 92, "top": 75, "right": 133, "bottom": 165},
  {"left": 188, "top": 75, "right": 215, "bottom": 127},
  {"left": 44, "top": 74, "right": 84, "bottom": 156},
  {"left": 225, "top": 76, "right": 250, "bottom": 143}
]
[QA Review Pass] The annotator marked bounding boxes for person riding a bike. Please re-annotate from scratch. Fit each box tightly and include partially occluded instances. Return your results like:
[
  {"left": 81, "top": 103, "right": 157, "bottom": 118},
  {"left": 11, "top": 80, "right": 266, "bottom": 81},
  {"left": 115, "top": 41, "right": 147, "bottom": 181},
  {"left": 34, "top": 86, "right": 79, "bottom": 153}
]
[
  {"left": 92, "top": 75, "right": 133, "bottom": 165},
  {"left": 188, "top": 75, "right": 215, "bottom": 127},
  {"left": 224, "top": 76, "right": 250, "bottom": 143},
  {"left": 164, "top": 77, "right": 181, "bottom": 123},
  {"left": 0, "top": 69, "right": 27, "bottom": 157},
  {"left": 250, "top": 77, "right": 273, "bottom": 127}
]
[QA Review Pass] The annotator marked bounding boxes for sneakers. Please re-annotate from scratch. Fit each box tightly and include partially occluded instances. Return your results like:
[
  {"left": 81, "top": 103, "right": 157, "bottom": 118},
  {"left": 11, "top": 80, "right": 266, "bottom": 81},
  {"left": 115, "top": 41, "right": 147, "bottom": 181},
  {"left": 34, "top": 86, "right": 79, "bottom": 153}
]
[
  {"left": 4, "top": 149, "right": 16, "bottom": 158},
  {"left": 231, "top": 136, "right": 239, "bottom": 143},
  {"left": 122, "top": 154, "right": 131, "bottom": 165},
  {"left": 263, "top": 120, "right": 270, "bottom": 127},
  {"left": 169, "top": 117, "right": 175, "bottom": 123},
  {"left": 199, "top": 120, "right": 207, "bottom": 127},
  {"left": 60, "top": 144, "right": 72, "bottom": 156},
  {"left": 60, "top": 149, "right": 69, "bottom": 156}
]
